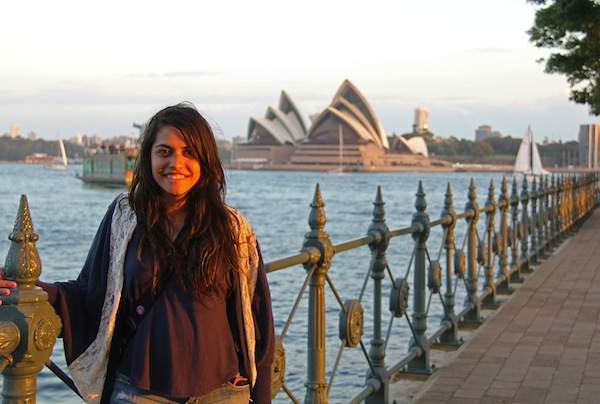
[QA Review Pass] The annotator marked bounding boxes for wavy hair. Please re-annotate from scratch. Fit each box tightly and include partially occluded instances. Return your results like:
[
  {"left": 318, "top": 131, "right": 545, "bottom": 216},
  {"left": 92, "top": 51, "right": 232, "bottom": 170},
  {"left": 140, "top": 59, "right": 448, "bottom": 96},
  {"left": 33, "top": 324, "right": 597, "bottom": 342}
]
[{"left": 129, "top": 103, "right": 238, "bottom": 298}]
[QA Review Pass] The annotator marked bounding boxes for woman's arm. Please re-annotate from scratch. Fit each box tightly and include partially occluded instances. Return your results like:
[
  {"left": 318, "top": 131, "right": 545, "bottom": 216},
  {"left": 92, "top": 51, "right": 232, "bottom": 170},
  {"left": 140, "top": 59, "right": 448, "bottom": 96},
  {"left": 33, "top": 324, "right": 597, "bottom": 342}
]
[{"left": 51, "top": 197, "right": 118, "bottom": 364}]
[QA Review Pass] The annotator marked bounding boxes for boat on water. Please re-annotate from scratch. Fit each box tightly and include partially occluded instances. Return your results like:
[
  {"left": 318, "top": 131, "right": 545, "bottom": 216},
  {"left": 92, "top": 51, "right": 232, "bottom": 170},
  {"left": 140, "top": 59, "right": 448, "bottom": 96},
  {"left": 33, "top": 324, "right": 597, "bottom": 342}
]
[
  {"left": 78, "top": 148, "right": 138, "bottom": 187},
  {"left": 48, "top": 138, "right": 68, "bottom": 171},
  {"left": 77, "top": 123, "right": 143, "bottom": 187},
  {"left": 513, "top": 126, "right": 549, "bottom": 178}
]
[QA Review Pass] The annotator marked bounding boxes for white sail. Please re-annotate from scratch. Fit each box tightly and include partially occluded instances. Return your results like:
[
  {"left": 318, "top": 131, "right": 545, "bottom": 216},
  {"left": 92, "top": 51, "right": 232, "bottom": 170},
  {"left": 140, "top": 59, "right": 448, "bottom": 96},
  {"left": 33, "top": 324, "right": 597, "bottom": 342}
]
[
  {"left": 531, "top": 142, "right": 549, "bottom": 175},
  {"left": 513, "top": 126, "right": 549, "bottom": 176},
  {"left": 59, "top": 138, "right": 68, "bottom": 167}
]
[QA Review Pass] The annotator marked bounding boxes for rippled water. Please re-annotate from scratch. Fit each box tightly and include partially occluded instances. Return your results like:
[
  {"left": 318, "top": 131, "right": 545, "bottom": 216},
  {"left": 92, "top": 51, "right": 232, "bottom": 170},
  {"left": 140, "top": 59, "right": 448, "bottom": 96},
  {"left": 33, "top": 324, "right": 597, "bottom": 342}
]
[{"left": 0, "top": 164, "right": 507, "bottom": 403}]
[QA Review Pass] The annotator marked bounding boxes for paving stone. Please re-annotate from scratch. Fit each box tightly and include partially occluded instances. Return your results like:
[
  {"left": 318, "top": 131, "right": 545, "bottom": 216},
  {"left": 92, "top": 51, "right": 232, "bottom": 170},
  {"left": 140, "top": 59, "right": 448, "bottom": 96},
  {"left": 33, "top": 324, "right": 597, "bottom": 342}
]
[
  {"left": 514, "top": 386, "right": 547, "bottom": 403},
  {"left": 397, "top": 213, "right": 600, "bottom": 403}
]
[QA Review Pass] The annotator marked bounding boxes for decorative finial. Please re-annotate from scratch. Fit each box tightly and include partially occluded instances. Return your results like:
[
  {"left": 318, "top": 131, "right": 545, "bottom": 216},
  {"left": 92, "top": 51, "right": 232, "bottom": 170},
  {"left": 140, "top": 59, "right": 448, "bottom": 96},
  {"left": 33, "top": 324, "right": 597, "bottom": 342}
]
[
  {"left": 4, "top": 195, "right": 41, "bottom": 285},
  {"left": 415, "top": 180, "right": 427, "bottom": 213},
  {"left": 444, "top": 182, "right": 454, "bottom": 213},
  {"left": 372, "top": 185, "right": 385, "bottom": 223},
  {"left": 487, "top": 179, "right": 496, "bottom": 204},
  {"left": 308, "top": 183, "right": 326, "bottom": 232},
  {"left": 468, "top": 177, "right": 477, "bottom": 203}
]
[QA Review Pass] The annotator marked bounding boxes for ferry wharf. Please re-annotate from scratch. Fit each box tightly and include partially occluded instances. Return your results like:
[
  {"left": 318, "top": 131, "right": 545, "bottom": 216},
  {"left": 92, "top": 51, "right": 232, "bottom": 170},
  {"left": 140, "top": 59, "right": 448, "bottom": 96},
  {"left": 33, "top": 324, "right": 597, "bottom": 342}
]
[{"left": 411, "top": 209, "right": 600, "bottom": 404}]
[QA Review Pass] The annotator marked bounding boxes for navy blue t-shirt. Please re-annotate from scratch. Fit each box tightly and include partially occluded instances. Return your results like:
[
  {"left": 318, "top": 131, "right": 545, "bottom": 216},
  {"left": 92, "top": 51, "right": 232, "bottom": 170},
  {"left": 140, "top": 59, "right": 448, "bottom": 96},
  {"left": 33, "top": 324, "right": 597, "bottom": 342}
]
[{"left": 117, "top": 227, "right": 239, "bottom": 398}]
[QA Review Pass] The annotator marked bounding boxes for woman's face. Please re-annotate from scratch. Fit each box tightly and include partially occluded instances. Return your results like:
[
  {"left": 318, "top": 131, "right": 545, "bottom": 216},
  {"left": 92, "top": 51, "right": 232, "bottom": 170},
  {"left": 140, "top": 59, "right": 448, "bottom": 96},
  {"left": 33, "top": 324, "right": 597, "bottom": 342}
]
[{"left": 151, "top": 126, "right": 201, "bottom": 205}]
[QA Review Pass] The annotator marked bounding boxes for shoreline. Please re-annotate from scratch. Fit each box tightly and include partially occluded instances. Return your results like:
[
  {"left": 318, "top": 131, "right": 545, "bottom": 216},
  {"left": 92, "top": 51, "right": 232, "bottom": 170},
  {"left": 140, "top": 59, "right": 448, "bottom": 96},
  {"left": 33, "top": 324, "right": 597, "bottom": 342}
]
[
  {"left": 224, "top": 163, "right": 597, "bottom": 174},
  {"left": 2, "top": 160, "right": 595, "bottom": 174}
]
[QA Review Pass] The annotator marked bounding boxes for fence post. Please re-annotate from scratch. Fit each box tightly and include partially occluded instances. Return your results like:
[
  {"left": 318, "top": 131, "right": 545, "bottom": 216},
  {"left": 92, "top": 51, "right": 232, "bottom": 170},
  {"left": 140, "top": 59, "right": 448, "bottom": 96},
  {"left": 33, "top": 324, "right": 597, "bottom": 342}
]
[
  {"left": 530, "top": 178, "right": 538, "bottom": 265},
  {"left": 483, "top": 180, "right": 498, "bottom": 308},
  {"left": 0, "top": 196, "right": 62, "bottom": 403},
  {"left": 570, "top": 175, "right": 576, "bottom": 229},
  {"left": 538, "top": 176, "right": 546, "bottom": 255},
  {"left": 463, "top": 178, "right": 483, "bottom": 325},
  {"left": 407, "top": 181, "right": 432, "bottom": 374},
  {"left": 302, "top": 184, "right": 334, "bottom": 404},
  {"left": 520, "top": 177, "right": 531, "bottom": 273},
  {"left": 497, "top": 177, "right": 512, "bottom": 293},
  {"left": 366, "top": 186, "right": 390, "bottom": 404},
  {"left": 439, "top": 183, "right": 461, "bottom": 346},
  {"left": 510, "top": 177, "right": 523, "bottom": 283},
  {"left": 550, "top": 175, "right": 557, "bottom": 246}
]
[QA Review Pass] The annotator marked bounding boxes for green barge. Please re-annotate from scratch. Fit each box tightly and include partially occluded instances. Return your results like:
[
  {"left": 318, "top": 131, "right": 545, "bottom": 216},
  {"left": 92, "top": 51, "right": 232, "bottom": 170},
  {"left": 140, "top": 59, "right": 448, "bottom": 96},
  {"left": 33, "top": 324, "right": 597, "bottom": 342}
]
[{"left": 78, "top": 151, "right": 137, "bottom": 187}]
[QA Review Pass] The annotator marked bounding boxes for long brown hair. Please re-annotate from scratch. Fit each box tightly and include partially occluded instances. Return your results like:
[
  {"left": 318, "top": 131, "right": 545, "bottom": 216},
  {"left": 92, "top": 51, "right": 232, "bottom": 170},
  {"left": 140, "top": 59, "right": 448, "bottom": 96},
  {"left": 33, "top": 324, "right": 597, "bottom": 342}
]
[{"left": 129, "top": 103, "right": 238, "bottom": 297}]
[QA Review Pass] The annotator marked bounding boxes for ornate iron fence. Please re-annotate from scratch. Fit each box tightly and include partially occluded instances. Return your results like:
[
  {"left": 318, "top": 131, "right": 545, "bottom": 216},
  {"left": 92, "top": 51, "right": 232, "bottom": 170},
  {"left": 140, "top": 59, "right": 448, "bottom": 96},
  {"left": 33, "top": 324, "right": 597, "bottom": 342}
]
[
  {"left": 0, "top": 172, "right": 598, "bottom": 403},
  {"left": 264, "top": 173, "right": 599, "bottom": 403}
]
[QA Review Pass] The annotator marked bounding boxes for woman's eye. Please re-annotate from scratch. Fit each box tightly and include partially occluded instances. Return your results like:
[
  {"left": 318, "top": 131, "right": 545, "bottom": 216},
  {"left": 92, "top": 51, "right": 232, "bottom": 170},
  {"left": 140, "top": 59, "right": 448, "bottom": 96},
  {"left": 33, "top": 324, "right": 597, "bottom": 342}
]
[
  {"left": 157, "top": 149, "right": 170, "bottom": 157},
  {"left": 183, "top": 149, "right": 195, "bottom": 158}
]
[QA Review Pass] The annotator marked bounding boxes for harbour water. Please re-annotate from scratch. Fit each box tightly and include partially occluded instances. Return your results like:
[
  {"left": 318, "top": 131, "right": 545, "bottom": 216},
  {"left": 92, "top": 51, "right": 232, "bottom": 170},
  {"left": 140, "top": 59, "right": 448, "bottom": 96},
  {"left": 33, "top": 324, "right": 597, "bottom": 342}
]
[{"left": 0, "top": 163, "right": 507, "bottom": 403}]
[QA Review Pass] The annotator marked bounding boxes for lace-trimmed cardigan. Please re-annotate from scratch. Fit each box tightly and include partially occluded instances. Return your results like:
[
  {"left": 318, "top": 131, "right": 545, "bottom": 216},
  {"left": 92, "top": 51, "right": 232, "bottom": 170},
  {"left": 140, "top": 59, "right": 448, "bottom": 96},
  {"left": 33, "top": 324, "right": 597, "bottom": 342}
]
[{"left": 49, "top": 194, "right": 274, "bottom": 403}]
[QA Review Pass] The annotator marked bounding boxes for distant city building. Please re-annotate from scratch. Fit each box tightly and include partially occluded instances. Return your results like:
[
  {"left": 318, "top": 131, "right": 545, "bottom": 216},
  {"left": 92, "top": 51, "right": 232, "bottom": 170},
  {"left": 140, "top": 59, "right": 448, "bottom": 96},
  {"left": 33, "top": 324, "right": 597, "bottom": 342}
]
[
  {"left": 475, "top": 125, "right": 503, "bottom": 142},
  {"left": 231, "top": 136, "right": 245, "bottom": 145},
  {"left": 578, "top": 124, "right": 600, "bottom": 168},
  {"left": 91, "top": 134, "right": 102, "bottom": 147},
  {"left": 26, "top": 131, "right": 37, "bottom": 140},
  {"left": 413, "top": 107, "right": 429, "bottom": 133},
  {"left": 9, "top": 124, "right": 21, "bottom": 139},
  {"left": 71, "top": 133, "right": 84, "bottom": 145}
]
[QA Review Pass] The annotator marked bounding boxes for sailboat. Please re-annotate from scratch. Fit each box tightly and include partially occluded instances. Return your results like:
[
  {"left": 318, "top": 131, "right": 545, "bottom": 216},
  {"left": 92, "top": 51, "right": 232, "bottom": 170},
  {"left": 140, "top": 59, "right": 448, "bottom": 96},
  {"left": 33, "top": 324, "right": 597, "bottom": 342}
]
[
  {"left": 513, "top": 126, "right": 549, "bottom": 177},
  {"left": 49, "top": 138, "right": 68, "bottom": 171}
]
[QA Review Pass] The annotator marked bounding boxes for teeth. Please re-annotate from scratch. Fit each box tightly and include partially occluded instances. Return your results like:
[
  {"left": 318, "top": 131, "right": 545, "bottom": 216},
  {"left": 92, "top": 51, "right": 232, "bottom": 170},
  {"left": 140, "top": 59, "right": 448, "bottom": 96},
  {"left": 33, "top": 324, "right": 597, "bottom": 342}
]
[{"left": 166, "top": 174, "right": 185, "bottom": 180}]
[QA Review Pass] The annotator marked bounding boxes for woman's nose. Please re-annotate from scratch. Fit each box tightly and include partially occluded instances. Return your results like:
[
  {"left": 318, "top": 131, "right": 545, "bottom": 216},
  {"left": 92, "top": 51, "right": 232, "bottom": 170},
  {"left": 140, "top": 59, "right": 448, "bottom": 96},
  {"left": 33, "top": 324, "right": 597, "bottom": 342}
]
[{"left": 169, "top": 151, "right": 185, "bottom": 168}]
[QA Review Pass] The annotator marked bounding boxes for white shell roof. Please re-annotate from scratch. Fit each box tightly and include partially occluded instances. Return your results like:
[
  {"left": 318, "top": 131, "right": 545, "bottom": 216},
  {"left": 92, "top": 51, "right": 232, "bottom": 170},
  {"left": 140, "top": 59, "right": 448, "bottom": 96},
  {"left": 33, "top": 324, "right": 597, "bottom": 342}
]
[
  {"left": 308, "top": 79, "right": 389, "bottom": 149},
  {"left": 406, "top": 137, "right": 429, "bottom": 157},
  {"left": 247, "top": 91, "right": 308, "bottom": 145}
]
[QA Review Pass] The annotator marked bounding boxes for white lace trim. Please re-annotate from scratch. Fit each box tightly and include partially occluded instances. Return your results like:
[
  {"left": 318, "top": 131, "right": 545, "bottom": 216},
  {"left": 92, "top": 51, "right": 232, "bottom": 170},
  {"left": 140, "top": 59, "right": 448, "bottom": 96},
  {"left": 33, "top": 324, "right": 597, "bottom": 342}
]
[
  {"left": 68, "top": 194, "right": 135, "bottom": 403},
  {"left": 228, "top": 208, "right": 260, "bottom": 386}
]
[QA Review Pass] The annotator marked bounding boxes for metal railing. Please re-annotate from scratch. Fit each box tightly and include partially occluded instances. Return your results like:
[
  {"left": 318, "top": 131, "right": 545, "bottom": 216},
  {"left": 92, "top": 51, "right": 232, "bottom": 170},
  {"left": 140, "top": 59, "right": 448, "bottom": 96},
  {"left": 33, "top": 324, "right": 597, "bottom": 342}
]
[
  {"left": 265, "top": 172, "right": 599, "bottom": 403},
  {"left": 0, "top": 173, "right": 598, "bottom": 403}
]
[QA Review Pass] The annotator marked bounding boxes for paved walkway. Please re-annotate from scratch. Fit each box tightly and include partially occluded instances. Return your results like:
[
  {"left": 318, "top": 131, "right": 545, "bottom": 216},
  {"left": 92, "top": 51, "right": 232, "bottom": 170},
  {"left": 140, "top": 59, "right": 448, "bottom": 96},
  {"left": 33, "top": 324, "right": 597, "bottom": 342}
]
[{"left": 412, "top": 211, "right": 600, "bottom": 404}]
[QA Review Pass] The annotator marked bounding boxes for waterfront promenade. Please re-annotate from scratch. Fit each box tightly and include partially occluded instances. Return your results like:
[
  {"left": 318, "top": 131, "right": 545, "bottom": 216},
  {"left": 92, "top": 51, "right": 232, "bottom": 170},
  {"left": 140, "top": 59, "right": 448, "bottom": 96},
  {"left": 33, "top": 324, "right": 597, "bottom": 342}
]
[{"left": 410, "top": 210, "right": 600, "bottom": 404}]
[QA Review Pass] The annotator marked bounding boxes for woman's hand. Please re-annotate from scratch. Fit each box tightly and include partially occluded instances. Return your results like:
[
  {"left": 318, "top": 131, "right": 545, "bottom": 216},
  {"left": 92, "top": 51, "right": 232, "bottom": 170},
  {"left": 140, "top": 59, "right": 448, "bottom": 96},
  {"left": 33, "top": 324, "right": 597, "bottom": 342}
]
[{"left": 0, "top": 267, "right": 17, "bottom": 305}]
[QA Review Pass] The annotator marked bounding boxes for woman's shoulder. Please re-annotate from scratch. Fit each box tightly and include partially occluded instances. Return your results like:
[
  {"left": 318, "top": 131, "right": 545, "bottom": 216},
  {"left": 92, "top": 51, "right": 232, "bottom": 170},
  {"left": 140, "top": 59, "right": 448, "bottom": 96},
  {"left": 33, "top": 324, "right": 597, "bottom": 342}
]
[{"left": 225, "top": 206, "right": 255, "bottom": 239}]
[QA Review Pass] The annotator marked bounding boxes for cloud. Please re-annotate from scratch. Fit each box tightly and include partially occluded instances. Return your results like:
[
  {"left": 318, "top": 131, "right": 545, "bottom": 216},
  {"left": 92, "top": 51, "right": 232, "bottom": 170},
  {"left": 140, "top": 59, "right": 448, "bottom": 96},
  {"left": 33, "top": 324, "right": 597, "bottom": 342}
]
[
  {"left": 163, "top": 71, "right": 219, "bottom": 78},
  {"left": 468, "top": 47, "right": 512, "bottom": 54},
  {"left": 123, "top": 71, "right": 219, "bottom": 79}
]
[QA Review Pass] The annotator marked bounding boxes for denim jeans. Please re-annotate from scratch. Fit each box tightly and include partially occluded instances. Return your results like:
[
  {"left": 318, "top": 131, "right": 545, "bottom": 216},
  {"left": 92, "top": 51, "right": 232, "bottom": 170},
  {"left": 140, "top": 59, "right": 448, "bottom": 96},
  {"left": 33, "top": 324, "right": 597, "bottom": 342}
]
[{"left": 110, "top": 373, "right": 250, "bottom": 404}]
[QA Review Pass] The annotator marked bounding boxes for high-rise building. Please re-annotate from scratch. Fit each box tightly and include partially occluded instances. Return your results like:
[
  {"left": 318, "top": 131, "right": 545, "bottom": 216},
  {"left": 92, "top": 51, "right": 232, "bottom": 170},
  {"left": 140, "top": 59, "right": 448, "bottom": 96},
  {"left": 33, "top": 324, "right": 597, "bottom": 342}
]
[
  {"left": 475, "top": 125, "right": 503, "bottom": 142},
  {"left": 578, "top": 124, "right": 600, "bottom": 168},
  {"left": 9, "top": 124, "right": 21, "bottom": 139},
  {"left": 413, "top": 107, "right": 429, "bottom": 133}
]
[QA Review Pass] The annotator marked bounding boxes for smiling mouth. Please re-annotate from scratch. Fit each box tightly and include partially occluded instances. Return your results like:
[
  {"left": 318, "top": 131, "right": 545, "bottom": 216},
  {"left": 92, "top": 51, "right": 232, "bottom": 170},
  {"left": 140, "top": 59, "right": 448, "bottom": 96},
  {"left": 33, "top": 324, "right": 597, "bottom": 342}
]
[{"left": 163, "top": 173, "right": 188, "bottom": 180}]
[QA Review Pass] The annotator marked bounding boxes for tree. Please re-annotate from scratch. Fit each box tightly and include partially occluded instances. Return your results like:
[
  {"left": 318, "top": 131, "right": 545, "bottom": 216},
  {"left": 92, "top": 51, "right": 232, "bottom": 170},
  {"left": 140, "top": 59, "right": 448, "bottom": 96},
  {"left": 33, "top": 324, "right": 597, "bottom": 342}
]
[{"left": 528, "top": 0, "right": 600, "bottom": 115}]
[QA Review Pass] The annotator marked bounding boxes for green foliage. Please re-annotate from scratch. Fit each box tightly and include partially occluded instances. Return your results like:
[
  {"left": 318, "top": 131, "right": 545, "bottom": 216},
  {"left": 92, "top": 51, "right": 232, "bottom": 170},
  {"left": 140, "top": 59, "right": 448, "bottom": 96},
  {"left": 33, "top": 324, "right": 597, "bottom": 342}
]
[
  {"left": 0, "top": 137, "right": 85, "bottom": 161},
  {"left": 528, "top": 0, "right": 600, "bottom": 115},
  {"left": 426, "top": 134, "right": 577, "bottom": 166}
]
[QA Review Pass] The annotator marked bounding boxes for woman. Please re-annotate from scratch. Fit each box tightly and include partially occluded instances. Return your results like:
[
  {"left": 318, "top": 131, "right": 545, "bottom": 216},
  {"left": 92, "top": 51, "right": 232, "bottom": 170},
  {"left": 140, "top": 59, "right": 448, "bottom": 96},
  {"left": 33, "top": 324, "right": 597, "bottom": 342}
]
[{"left": 0, "top": 103, "right": 274, "bottom": 403}]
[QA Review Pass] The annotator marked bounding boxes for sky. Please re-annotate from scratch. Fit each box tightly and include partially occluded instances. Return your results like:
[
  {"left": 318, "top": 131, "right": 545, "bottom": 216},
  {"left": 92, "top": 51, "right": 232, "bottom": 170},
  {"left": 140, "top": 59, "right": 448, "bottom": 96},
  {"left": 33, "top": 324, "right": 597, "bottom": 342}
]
[{"left": 1, "top": 0, "right": 596, "bottom": 142}]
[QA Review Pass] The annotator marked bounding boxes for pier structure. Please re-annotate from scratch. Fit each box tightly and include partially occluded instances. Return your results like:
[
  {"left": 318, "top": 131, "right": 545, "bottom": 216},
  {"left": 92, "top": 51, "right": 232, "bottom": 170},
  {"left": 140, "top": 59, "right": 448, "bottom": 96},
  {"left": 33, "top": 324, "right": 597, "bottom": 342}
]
[{"left": 0, "top": 172, "right": 598, "bottom": 403}]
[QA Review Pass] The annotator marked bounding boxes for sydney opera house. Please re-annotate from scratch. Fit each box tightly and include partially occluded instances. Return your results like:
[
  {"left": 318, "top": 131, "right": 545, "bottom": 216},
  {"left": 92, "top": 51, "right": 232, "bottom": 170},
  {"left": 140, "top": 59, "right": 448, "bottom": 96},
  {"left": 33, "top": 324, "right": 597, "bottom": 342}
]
[{"left": 232, "top": 79, "right": 441, "bottom": 170}]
